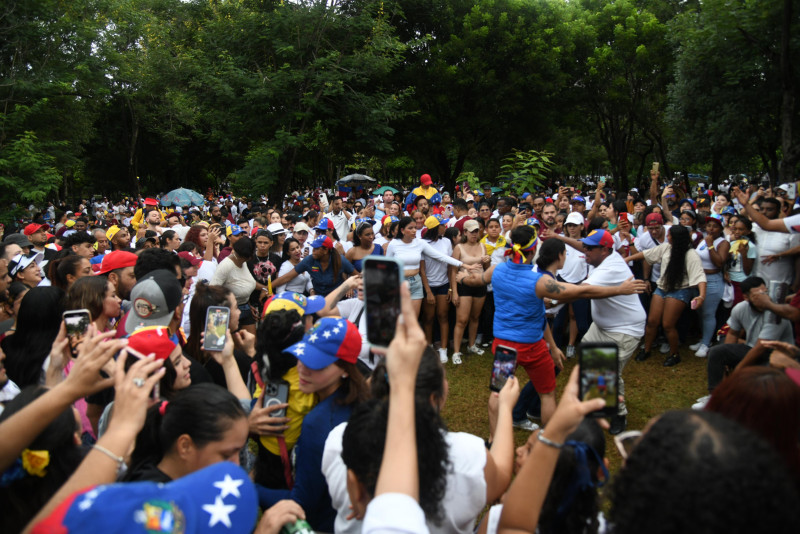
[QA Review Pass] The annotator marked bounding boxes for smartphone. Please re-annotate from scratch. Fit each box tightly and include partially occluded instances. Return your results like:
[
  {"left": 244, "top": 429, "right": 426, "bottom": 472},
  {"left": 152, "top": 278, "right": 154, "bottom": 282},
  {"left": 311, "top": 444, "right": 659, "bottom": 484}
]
[
  {"left": 202, "top": 306, "right": 230, "bottom": 352},
  {"left": 319, "top": 192, "right": 329, "bottom": 210},
  {"left": 490, "top": 345, "right": 517, "bottom": 392},
  {"left": 578, "top": 342, "right": 620, "bottom": 418},
  {"left": 652, "top": 162, "right": 660, "bottom": 173},
  {"left": 363, "top": 256, "right": 403, "bottom": 348},
  {"left": 262, "top": 380, "right": 290, "bottom": 418},
  {"left": 63, "top": 309, "right": 92, "bottom": 358},
  {"left": 123, "top": 347, "right": 161, "bottom": 401}
]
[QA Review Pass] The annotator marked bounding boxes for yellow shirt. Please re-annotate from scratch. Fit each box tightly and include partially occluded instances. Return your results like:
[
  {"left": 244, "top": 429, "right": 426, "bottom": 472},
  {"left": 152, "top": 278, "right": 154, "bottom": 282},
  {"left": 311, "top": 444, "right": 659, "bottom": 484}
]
[{"left": 258, "top": 366, "right": 318, "bottom": 455}]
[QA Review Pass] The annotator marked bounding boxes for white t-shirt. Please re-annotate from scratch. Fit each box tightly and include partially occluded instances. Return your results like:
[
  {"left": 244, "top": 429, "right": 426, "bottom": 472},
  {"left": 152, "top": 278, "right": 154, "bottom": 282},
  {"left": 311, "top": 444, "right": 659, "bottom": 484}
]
[
  {"left": 557, "top": 244, "right": 588, "bottom": 283},
  {"left": 275, "top": 260, "right": 312, "bottom": 294},
  {"left": 752, "top": 223, "right": 800, "bottom": 285},
  {"left": 423, "top": 239, "right": 453, "bottom": 287},
  {"left": 335, "top": 298, "right": 371, "bottom": 368},
  {"left": 636, "top": 228, "right": 666, "bottom": 282},
  {"left": 363, "top": 493, "right": 429, "bottom": 534},
  {"left": 210, "top": 257, "right": 256, "bottom": 305},
  {"left": 783, "top": 213, "right": 800, "bottom": 233},
  {"left": 385, "top": 239, "right": 462, "bottom": 272},
  {"left": 584, "top": 251, "right": 646, "bottom": 338},
  {"left": 323, "top": 428, "right": 487, "bottom": 534}
]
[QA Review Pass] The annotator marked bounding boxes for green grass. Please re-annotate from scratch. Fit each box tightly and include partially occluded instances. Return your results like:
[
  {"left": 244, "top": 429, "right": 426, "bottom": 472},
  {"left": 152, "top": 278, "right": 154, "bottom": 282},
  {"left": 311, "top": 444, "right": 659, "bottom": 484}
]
[{"left": 440, "top": 341, "right": 707, "bottom": 475}]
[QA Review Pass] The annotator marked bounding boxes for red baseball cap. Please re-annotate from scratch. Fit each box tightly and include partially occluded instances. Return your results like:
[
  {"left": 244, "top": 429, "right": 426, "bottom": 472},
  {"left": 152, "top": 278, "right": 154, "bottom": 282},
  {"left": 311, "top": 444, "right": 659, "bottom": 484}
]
[
  {"left": 126, "top": 326, "right": 177, "bottom": 361},
  {"left": 177, "top": 251, "right": 203, "bottom": 267},
  {"left": 645, "top": 213, "right": 664, "bottom": 226},
  {"left": 420, "top": 174, "right": 433, "bottom": 186},
  {"left": 144, "top": 197, "right": 159, "bottom": 206},
  {"left": 23, "top": 223, "right": 50, "bottom": 236},
  {"left": 98, "top": 251, "right": 138, "bottom": 275}
]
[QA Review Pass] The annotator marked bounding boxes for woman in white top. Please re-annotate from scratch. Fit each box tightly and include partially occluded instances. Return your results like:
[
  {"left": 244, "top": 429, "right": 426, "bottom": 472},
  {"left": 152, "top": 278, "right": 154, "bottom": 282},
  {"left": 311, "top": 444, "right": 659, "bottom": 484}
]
[
  {"left": 691, "top": 213, "right": 729, "bottom": 357},
  {"left": 210, "top": 237, "right": 257, "bottom": 335},
  {"left": 385, "top": 217, "right": 472, "bottom": 317},
  {"left": 323, "top": 349, "right": 519, "bottom": 534},
  {"left": 553, "top": 213, "right": 590, "bottom": 359},
  {"left": 420, "top": 216, "right": 455, "bottom": 364},
  {"left": 275, "top": 238, "right": 313, "bottom": 295}
]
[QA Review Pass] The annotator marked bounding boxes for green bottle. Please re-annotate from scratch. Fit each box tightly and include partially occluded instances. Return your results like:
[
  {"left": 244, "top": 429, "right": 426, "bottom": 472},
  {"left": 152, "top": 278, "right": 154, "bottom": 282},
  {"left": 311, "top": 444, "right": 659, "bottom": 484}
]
[{"left": 280, "top": 519, "right": 314, "bottom": 534}]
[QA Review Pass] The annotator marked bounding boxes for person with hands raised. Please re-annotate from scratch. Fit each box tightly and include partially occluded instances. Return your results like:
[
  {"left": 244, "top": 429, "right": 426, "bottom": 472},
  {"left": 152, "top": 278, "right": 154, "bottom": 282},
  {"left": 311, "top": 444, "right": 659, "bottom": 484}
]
[
  {"left": 362, "top": 281, "right": 430, "bottom": 534},
  {"left": 24, "top": 351, "right": 165, "bottom": 530},
  {"left": 497, "top": 366, "right": 608, "bottom": 534}
]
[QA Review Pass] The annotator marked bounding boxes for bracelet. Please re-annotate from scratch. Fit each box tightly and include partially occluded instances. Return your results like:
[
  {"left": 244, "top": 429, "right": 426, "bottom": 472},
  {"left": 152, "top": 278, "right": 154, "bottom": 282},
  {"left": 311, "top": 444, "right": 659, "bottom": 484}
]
[
  {"left": 92, "top": 444, "right": 128, "bottom": 477},
  {"left": 536, "top": 430, "right": 564, "bottom": 449}
]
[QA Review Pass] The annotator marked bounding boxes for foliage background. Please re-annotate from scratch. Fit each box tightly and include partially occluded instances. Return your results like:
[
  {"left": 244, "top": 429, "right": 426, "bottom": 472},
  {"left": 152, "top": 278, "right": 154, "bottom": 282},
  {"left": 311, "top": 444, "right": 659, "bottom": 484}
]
[{"left": 1, "top": 0, "right": 798, "bottom": 207}]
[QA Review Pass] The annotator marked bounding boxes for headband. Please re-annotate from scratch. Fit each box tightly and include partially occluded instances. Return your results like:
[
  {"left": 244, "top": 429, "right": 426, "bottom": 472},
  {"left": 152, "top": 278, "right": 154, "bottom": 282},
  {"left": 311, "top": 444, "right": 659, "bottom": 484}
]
[{"left": 505, "top": 231, "right": 538, "bottom": 264}]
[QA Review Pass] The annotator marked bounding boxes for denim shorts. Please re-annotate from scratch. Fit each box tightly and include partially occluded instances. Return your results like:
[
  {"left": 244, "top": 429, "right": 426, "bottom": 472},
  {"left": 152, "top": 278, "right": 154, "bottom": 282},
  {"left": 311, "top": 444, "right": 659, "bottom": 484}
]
[
  {"left": 654, "top": 286, "right": 697, "bottom": 305},
  {"left": 406, "top": 274, "right": 424, "bottom": 299}
]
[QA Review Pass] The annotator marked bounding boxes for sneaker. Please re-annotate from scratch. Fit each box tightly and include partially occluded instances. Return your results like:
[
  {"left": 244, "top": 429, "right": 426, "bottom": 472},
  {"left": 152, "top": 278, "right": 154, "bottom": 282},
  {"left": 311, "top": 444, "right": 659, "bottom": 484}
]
[
  {"left": 566, "top": 345, "right": 576, "bottom": 359},
  {"left": 692, "top": 395, "right": 711, "bottom": 410},
  {"left": 467, "top": 344, "right": 483, "bottom": 355},
  {"left": 609, "top": 414, "right": 627, "bottom": 435},
  {"left": 526, "top": 411, "right": 542, "bottom": 421},
  {"left": 689, "top": 342, "right": 703, "bottom": 351},
  {"left": 512, "top": 419, "right": 540, "bottom": 432},
  {"left": 481, "top": 339, "right": 493, "bottom": 348},
  {"left": 659, "top": 342, "right": 670, "bottom": 354},
  {"left": 694, "top": 344, "right": 709, "bottom": 358},
  {"left": 438, "top": 348, "right": 448, "bottom": 364},
  {"left": 663, "top": 354, "right": 681, "bottom": 367},
  {"left": 452, "top": 352, "right": 463, "bottom": 365},
  {"left": 634, "top": 348, "right": 651, "bottom": 362}
]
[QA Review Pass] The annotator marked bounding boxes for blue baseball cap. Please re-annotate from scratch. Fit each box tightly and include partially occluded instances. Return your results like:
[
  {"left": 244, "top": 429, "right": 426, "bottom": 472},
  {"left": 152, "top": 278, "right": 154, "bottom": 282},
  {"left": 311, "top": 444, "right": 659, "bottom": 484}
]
[
  {"left": 32, "top": 462, "right": 257, "bottom": 534},
  {"left": 571, "top": 195, "right": 586, "bottom": 204},
  {"left": 521, "top": 192, "right": 531, "bottom": 200},
  {"left": 581, "top": 229, "right": 615, "bottom": 248},
  {"left": 310, "top": 235, "right": 335, "bottom": 249},
  {"left": 525, "top": 217, "right": 541, "bottom": 227},
  {"left": 721, "top": 206, "right": 736, "bottom": 215},
  {"left": 285, "top": 317, "right": 361, "bottom": 369},
  {"left": 226, "top": 224, "right": 245, "bottom": 237},
  {"left": 707, "top": 212, "right": 726, "bottom": 227}
]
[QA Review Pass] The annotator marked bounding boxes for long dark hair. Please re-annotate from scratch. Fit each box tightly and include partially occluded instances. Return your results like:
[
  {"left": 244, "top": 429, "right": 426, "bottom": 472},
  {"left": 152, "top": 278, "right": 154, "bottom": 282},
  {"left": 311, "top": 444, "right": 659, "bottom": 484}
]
[
  {"left": 664, "top": 225, "right": 691, "bottom": 292},
  {"left": 538, "top": 420, "right": 605, "bottom": 534},
  {"left": 126, "top": 384, "right": 246, "bottom": 480},
  {"left": 352, "top": 222, "right": 374, "bottom": 247},
  {"left": 536, "top": 238, "right": 565, "bottom": 272},
  {"left": 282, "top": 237, "right": 300, "bottom": 262},
  {"left": 1, "top": 287, "right": 65, "bottom": 387},
  {"left": 255, "top": 308, "right": 304, "bottom": 381},
  {"left": 0, "top": 387, "right": 84, "bottom": 533},
  {"left": 48, "top": 254, "right": 87, "bottom": 290},
  {"left": 394, "top": 216, "right": 414, "bottom": 240},
  {"left": 609, "top": 411, "right": 800, "bottom": 534},
  {"left": 343, "top": 348, "right": 449, "bottom": 524}
]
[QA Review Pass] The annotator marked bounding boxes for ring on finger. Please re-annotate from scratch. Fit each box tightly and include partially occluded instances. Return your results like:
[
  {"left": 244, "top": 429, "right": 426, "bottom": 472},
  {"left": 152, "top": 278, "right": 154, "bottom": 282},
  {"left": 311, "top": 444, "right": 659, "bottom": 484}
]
[{"left": 133, "top": 377, "right": 146, "bottom": 388}]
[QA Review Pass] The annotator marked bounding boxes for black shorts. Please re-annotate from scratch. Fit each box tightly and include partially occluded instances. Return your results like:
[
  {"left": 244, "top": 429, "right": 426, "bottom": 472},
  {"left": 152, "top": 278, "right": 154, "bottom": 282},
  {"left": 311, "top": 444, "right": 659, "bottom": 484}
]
[
  {"left": 426, "top": 283, "right": 450, "bottom": 297},
  {"left": 457, "top": 282, "right": 487, "bottom": 298},
  {"left": 238, "top": 304, "right": 255, "bottom": 326}
]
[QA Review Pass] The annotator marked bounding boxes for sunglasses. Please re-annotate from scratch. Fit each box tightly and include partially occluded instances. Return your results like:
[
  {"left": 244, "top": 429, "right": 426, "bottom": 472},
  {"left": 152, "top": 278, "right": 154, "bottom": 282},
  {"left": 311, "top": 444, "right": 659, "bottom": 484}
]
[{"left": 613, "top": 430, "right": 643, "bottom": 460}]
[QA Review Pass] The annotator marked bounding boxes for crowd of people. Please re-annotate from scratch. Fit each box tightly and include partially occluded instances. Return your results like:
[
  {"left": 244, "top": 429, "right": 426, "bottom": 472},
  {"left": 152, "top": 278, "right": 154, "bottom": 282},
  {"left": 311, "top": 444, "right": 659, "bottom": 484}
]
[{"left": 1, "top": 169, "right": 799, "bottom": 533}]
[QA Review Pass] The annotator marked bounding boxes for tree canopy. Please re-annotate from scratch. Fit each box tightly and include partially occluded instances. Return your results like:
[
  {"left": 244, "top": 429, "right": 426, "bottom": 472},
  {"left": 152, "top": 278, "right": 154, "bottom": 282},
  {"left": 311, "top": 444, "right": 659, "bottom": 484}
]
[{"left": 1, "top": 0, "right": 798, "bottom": 206}]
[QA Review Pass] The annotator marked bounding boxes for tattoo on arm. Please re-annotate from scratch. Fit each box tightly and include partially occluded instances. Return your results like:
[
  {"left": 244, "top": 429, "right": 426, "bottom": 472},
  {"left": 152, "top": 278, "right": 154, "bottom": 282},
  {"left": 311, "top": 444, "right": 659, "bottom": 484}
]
[{"left": 544, "top": 278, "right": 564, "bottom": 295}]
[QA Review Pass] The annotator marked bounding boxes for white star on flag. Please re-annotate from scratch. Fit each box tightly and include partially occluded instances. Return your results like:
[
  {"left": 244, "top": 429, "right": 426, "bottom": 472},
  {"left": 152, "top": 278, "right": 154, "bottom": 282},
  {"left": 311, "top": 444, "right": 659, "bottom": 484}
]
[
  {"left": 323, "top": 330, "right": 332, "bottom": 338},
  {"left": 78, "top": 498, "right": 93, "bottom": 511},
  {"left": 332, "top": 327, "right": 340, "bottom": 334},
  {"left": 294, "top": 347, "right": 305, "bottom": 356},
  {"left": 203, "top": 496, "right": 236, "bottom": 528},
  {"left": 309, "top": 333, "right": 318, "bottom": 342},
  {"left": 295, "top": 343, "right": 306, "bottom": 349},
  {"left": 337, "top": 321, "right": 344, "bottom": 328},
  {"left": 214, "top": 474, "right": 244, "bottom": 499}
]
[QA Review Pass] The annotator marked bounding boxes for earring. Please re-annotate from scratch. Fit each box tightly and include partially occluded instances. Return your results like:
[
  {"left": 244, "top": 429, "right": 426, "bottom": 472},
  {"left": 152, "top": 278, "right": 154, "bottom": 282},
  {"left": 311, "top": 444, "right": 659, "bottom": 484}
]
[{"left": 341, "top": 375, "right": 348, "bottom": 379}]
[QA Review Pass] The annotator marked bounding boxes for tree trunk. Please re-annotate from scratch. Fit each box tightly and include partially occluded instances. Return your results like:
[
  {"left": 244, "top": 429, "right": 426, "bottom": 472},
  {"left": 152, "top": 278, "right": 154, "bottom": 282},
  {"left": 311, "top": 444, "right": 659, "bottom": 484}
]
[{"left": 779, "top": 0, "right": 799, "bottom": 182}]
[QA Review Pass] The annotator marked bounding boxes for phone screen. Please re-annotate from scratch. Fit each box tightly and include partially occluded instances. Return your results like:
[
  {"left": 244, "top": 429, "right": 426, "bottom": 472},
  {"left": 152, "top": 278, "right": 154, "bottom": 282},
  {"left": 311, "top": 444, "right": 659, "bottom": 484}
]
[
  {"left": 63, "top": 309, "right": 92, "bottom": 357},
  {"left": 364, "top": 257, "right": 402, "bottom": 348},
  {"left": 490, "top": 345, "right": 517, "bottom": 392},
  {"left": 578, "top": 342, "right": 620, "bottom": 417},
  {"left": 203, "top": 306, "right": 230, "bottom": 351}
]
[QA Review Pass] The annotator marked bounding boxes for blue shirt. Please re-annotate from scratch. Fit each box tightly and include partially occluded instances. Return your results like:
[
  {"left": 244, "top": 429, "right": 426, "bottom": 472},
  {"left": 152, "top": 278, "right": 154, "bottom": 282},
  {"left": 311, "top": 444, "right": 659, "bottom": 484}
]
[
  {"left": 492, "top": 262, "right": 546, "bottom": 343},
  {"left": 294, "top": 254, "right": 355, "bottom": 296},
  {"left": 256, "top": 390, "right": 353, "bottom": 532},
  {"left": 352, "top": 244, "right": 383, "bottom": 272}
]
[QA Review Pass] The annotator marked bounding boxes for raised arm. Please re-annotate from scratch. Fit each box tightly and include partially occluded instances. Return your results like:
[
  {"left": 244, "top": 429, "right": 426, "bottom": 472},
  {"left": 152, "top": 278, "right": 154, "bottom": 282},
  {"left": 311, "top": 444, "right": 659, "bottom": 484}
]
[
  {"left": 421, "top": 240, "right": 465, "bottom": 267},
  {"left": 733, "top": 186, "right": 787, "bottom": 232},
  {"left": 535, "top": 275, "right": 646, "bottom": 303}
]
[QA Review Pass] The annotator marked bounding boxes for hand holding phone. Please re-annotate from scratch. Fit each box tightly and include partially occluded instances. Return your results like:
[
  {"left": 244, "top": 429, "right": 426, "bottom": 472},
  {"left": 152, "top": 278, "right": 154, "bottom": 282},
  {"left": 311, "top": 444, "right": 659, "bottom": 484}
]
[
  {"left": 203, "top": 306, "right": 230, "bottom": 352},
  {"left": 578, "top": 342, "right": 619, "bottom": 418},
  {"left": 364, "top": 256, "right": 403, "bottom": 348},
  {"left": 490, "top": 345, "right": 517, "bottom": 392},
  {"left": 63, "top": 309, "right": 92, "bottom": 358}
]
